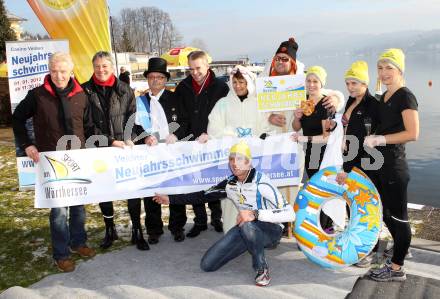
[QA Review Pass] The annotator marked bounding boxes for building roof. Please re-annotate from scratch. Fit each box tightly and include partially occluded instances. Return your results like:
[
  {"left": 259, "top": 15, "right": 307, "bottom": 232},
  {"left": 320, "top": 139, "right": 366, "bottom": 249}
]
[{"left": 7, "top": 12, "right": 27, "bottom": 22}]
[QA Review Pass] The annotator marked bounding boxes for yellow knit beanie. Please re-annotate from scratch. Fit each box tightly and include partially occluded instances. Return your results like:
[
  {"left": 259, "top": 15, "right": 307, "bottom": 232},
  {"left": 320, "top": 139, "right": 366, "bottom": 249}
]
[
  {"left": 306, "top": 66, "right": 327, "bottom": 87},
  {"left": 345, "top": 60, "right": 369, "bottom": 85},
  {"left": 378, "top": 48, "right": 405, "bottom": 73},
  {"left": 229, "top": 141, "right": 252, "bottom": 160}
]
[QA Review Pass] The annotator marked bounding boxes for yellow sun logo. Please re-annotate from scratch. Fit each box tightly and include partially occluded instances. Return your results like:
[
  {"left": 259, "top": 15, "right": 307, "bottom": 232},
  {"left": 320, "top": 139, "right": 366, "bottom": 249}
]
[{"left": 93, "top": 160, "right": 108, "bottom": 173}]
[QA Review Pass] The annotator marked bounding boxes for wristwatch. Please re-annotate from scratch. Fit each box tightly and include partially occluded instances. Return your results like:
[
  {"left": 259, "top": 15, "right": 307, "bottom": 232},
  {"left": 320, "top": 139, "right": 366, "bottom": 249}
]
[{"left": 253, "top": 210, "right": 259, "bottom": 220}]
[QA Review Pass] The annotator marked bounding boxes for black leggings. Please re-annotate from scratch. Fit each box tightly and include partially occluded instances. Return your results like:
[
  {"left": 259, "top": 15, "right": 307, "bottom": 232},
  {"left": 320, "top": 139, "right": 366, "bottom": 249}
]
[
  {"left": 304, "top": 142, "right": 326, "bottom": 179},
  {"left": 377, "top": 159, "right": 411, "bottom": 266}
]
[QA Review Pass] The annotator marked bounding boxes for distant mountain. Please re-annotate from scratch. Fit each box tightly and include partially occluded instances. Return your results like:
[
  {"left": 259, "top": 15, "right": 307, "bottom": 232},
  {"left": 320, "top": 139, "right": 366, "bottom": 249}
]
[{"left": 297, "top": 30, "right": 440, "bottom": 59}]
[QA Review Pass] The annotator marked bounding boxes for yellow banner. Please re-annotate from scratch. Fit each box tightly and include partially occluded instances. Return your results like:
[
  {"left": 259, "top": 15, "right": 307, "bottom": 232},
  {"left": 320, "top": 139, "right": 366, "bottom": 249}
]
[{"left": 27, "top": 0, "right": 111, "bottom": 83}]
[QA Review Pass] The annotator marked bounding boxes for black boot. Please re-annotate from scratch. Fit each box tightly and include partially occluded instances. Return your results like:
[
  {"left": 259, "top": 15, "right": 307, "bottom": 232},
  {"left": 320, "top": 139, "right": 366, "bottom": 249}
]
[
  {"left": 100, "top": 221, "right": 118, "bottom": 249},
  {"left": 131, "top": 228, "right": 150, "bottom": 251}
]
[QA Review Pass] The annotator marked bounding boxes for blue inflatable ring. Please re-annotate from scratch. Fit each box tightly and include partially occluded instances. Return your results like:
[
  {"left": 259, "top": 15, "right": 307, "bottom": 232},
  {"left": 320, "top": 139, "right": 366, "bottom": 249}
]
[{"left": 294, "top": 166, "right": 382, "bottom": 269}]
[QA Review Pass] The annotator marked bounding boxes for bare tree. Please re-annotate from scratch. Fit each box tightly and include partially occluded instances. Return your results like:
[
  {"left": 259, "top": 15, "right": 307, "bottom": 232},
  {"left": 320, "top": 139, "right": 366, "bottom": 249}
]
[
  {"left": 21, "top": 31, "right": 50, "bottom": 41},
  {"left": 113, "top": 6, "right": 182, "bottom": 54}
]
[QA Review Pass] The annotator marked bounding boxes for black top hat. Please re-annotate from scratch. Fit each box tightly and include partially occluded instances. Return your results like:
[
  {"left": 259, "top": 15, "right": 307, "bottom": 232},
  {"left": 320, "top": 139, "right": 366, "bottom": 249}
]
[
  {"left": 143, "top": 57, "right": 170, "bottom": 79},
  {"left": 275, "top": 37, "right": 298, "bottom": 61}
]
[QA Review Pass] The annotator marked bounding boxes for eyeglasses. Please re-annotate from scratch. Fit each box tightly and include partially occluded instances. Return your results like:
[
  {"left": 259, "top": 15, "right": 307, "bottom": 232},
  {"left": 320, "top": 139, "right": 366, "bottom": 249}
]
[
  {"left": 274, "top": 56, "right": 290, "bottom": 63},
  {"left": 147, "top": 76, "right": 166, "bottom": 80}
]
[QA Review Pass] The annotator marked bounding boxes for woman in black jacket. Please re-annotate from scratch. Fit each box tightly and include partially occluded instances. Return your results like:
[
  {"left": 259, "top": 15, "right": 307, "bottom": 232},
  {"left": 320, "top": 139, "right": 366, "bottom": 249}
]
[
  {"left": 82, "top": 51, "right": 141, "bottom": 249},
  {"left": 336, "top": 61, "right": 380, "bottom": 185},
  {"left": 336, "top": 61, "right": 380, "bottom": 267}
]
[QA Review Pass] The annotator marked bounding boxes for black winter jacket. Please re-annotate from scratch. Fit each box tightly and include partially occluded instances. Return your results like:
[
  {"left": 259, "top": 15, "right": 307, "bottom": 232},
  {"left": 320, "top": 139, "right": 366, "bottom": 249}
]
[
  {"left": 343, "top": 89, "right": 380, "bottom": 173},
  {"left": 174, "top": 70, "right": 229, "bottom": 140},
  {"left": 82, "top": 77, "right": 139, "bottom": 146}
]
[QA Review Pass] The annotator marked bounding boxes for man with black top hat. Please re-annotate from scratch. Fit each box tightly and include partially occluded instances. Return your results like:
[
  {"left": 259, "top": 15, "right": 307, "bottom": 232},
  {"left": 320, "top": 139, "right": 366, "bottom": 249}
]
[
  {"left": 174, "top": 50, "right": 229, "bottom": 238},
  {"left": 130, "top": 57, "right": 187, "bottom": 243}
]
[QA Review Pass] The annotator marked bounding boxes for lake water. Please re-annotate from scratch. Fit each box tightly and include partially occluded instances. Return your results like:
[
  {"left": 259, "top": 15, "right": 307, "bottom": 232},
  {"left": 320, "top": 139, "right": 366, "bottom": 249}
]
[{"left": 301, "top": 53, "right": 440, "bottom": 207}]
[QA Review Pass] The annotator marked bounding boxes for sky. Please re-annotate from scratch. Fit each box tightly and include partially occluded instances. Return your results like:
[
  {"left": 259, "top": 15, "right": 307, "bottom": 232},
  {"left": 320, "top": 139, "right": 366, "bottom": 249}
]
[{"left": 4, "top": 0, "right": 440, "bottom": 60}]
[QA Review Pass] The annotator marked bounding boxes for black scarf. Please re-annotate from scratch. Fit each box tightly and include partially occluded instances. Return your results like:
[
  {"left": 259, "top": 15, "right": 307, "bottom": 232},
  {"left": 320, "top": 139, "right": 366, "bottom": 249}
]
[{"left": 49, "top": 77, "right": 75, "bottom": 136}]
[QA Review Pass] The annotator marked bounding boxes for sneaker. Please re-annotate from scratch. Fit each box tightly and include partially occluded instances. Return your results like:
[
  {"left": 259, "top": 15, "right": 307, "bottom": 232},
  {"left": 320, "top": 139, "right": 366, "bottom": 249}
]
[
  {"left": 55, "top": 258, "right": 75, "bottom": 272},
  {"left": 369, "top": 263, "right": 406, "bottom": 282},
  {"left": 355, "top": 252, "right": 381, "bottom": 268},
  {"left": 354, "top": 253, "right": 373, "bottom": 268},
  {"left": 383, "top": 246, "right": 413, "bottom": 259},
  {"left": 369, "top": 258, "right": 392, "bottom": 275},
  {"left": 255, "top": 268, "right": 271, "bottom": 286},
  {"left": 324, "top": 227, "right": 335, "bottom": 234},
  {"left": 70, "top": 246, "right": 96, "bottom": 258}
]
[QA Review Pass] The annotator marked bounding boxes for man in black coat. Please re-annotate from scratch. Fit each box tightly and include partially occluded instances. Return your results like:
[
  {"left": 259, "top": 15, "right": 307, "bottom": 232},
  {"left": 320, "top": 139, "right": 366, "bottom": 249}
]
[
  {"left": 174, "top": 50, "right": 229, "bottom": 238},
  {"left": 119, "top": 66, "right": 131, "bottom": 85}
]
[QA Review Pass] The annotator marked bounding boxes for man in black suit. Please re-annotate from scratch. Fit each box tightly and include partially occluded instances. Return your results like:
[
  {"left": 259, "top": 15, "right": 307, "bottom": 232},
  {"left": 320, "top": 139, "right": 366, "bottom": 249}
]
[
  {"left": 129, "top": 57, "right": 187, "bottom": 244},
  {"left": 174, "top": 51, "right": 229, "bottom": 238}
]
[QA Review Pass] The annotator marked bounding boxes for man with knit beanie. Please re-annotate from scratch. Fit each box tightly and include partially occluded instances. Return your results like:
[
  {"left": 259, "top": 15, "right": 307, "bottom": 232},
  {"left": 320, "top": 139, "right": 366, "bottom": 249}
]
[
  {"left": 263, "top": 37, "right": 345, "bottom": 129},
  {"left": 153, "top": 141, "right": 295, "bottom": 286},
  {"left": 262, "top": 37, "right": 345, "bottom": 236},
  {"left": 82, "top": 51, "right": 148, "bottom": 250}
]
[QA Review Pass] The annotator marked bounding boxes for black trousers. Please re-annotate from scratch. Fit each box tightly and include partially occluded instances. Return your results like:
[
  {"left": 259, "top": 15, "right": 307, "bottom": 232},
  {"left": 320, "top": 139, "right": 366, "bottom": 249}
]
[
  {"left": 376, "top": 159, "right": 411, "bottom": 266},
  {"left": 127, "top": 197, "right": 163, "bottom": 235},
  {"left": 168, "top": 204, "right": 187, "bottom": 233},
  {"left": 192, "top": 200, "right": 222, "bottom": 226}
]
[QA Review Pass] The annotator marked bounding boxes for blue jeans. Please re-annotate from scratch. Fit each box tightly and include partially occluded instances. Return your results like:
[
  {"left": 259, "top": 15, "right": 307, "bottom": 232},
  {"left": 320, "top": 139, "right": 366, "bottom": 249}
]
[
  {"left": 49, "top": 206, "right": 87, "bottom": 260},
  {"left": 200, "top": 221, "right": 282, "bottom": 272}
]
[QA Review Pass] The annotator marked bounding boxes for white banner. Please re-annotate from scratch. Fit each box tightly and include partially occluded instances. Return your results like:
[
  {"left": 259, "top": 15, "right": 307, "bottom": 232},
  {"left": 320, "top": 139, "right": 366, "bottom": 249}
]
[
  {"left": 6, "top": 39, "right": 69, "bottom": 111},
  {"left": 35, "top": 134, "right": 300, "bottom": 208},
  {"left": 256, "top": 74, "right": 306, "bottom": 112},
  {"left": 6, "top": 39, "right": 70, "bottom": 190}
]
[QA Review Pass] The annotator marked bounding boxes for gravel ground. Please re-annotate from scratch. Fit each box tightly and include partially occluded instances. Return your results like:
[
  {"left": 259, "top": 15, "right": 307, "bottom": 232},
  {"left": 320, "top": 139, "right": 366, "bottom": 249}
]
[{"left": 409, "top": 207, "right": 440, "bottom": 242}]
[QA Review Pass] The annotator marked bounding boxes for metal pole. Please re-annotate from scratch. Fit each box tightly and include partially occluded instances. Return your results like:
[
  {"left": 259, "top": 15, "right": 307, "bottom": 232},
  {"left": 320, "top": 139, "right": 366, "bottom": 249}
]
[{"left": 109, "top": 15, "right": 119, "bottom": 76}]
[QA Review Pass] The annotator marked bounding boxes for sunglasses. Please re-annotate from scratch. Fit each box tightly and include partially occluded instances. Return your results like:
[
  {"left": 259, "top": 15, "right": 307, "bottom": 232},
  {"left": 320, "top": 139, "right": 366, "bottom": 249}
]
[{"left": 274, "top": 56, "right": 290, "bottom": 63}]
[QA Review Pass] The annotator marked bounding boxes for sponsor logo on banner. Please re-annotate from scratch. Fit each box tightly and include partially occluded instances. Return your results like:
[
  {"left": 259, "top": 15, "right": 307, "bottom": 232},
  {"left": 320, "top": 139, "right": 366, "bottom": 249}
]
[
  {"left": 256, "top": 74, "right": 306, "bottom": 112},
  {"left": 40, "top": 153, "right": 91, "bottom": 202}
]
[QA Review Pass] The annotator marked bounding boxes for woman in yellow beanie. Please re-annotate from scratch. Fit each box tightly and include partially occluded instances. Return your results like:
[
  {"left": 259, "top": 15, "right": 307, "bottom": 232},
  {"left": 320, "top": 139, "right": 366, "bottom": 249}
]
[
  {"left": 335, "top": 61, "right": 381, "bottom": 267},
  {"left": 336, "top": 60, "right": 380, "bottom": 185},
  {"left": 292, "top": 66, "right": 333, "bottom": 179},
  {"left": 365, "top": 48, "right": 419, "bottom": 282}
]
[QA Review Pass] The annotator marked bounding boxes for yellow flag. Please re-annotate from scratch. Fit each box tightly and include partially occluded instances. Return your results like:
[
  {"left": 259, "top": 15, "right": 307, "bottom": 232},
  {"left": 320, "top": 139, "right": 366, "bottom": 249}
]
[{"left": 27, "top": 0, "right": 111, "bottom": 83}]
